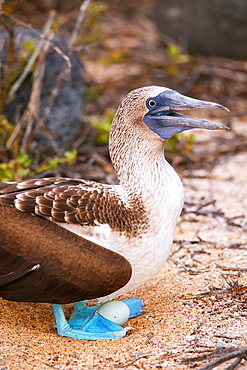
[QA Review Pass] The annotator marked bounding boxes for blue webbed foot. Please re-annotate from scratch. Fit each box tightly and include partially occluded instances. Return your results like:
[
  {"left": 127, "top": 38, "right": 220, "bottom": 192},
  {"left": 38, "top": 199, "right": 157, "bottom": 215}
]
[
  {"left": 68, "top": 301, "right": 99, "bottom": 323},
  {"left": 123, "top": 298, "right": 144, "bottom": 318},
  {"left": 52, "top": 298, "right": 143, "bottom": 340},
  {"left": 52, "top": 304, "right": 131, "bottom": 340}
]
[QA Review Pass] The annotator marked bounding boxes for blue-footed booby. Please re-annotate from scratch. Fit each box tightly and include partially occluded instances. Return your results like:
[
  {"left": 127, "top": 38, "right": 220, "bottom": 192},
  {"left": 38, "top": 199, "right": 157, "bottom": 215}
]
[{"left": 0, "top": 86, "right": 228, "bottom": 340}]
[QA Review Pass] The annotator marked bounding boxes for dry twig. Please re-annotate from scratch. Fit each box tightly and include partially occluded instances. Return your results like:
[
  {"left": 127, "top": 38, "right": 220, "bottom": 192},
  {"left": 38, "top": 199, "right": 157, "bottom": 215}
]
[
  {"left": 0, "top": 10, "right": 71, "bottom": 68},
  {"left": 182, "top": 347, "right": 247, "bottom": 369},
  {"left": 29, "top": 64, "right": 71, "bottom": 155},
  {"left": 197, "top": 235, "right": 247, "bottom": 250},
  {"left": 5, "top": 11, "right": 57, "bottom": 152},
  {"left": 182, "top": 199, "right": 224, "bottom": 218},
  {"left": 6, "top": 11, "right": 55, "bottom": 102},
  {"left": 181, "top": 277, "right": 247, "bottom": 301},
  {"left": 194, "top": 347, "right": 247, "bottom": 370},
  {"left": 68, "top": 0, "right": 91, "bottom": 47},
  {"left": 0, "top": 13, "right": 15, "bottom": 112}
]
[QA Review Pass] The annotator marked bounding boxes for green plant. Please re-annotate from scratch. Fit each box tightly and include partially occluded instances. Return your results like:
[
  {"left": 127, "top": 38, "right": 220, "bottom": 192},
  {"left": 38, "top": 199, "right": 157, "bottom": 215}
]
[
  {"left": 166, "top": 133, "right": 195, "bottom": 155},
  {"left": 166, "top": 43, "right": 190, "bottom": 77},
  {"left": 36, "top": 150, "right": 78, "bottom": 174},
  {"left": 0, "top": 33, "right": 37, "bottom": 110},
  {"left": 79, "top": 2, "right": 108, "bottom": 46},
  {"left": 0, "top": 116, "right": 14, "bottom": 144},
  {"left": 91, "top": 109, "right": 115, "bottom": 145},
  {"left": 0, "top": 148, "right": 78, "bottom": 182},
  {"left": 0, "top": 153, "right": 32, "bottom": 182}
]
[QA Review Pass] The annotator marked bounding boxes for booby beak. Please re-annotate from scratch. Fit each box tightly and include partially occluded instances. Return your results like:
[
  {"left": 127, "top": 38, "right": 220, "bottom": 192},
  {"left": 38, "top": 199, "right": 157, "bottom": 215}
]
[{"left": 144, "top": 89, "right": 229, "bottom": 140}]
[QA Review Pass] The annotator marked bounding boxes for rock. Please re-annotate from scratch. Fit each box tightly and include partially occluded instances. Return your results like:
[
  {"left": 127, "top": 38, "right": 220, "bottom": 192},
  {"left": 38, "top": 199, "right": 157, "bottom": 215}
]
[
  {"left": 154, "top": 0, "right": 247, "bottom": 60},
  {"left": 1, "top": 27, "right": 85, "bottom": 154}
]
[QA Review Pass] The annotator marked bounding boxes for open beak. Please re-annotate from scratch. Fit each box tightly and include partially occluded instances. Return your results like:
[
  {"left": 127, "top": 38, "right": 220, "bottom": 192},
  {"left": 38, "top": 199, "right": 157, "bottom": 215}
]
[{"left": 144, "top": 89, "right": 229, "bottom": 140}]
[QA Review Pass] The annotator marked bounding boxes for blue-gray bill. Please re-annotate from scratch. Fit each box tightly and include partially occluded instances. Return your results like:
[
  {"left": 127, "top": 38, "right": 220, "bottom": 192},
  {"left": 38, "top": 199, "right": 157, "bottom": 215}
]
[{"left": 144, "top": 89, "right": 229, "bottom": 140}]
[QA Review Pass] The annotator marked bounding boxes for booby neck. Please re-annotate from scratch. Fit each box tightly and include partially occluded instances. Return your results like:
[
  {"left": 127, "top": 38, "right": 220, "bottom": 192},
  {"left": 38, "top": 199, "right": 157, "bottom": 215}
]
[{"left": 110, "top": 90, "right": 169, "bottom": 197}]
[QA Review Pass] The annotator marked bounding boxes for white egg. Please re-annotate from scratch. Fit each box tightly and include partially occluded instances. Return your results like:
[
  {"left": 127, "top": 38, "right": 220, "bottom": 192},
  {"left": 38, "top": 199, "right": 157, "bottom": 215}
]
[{"left": 97, "top": 300, "right": 130, "bottom": 326}]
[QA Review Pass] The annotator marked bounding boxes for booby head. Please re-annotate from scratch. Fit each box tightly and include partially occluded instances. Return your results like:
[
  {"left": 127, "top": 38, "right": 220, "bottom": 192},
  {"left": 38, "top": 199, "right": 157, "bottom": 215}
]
[
  {"left": 110, "top": 86, "right": 228, "bottom": 183},
  {"left": 115, "top": 86, "right": 229, "bottom": 141}
]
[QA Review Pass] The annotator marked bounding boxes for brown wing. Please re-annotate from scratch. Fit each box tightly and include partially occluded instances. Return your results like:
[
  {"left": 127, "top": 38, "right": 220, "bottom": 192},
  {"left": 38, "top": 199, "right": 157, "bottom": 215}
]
[
  {"left": 0, "top": 177, "right": 147, "bottom": 236},
  {"left": 0, "top": 204, "right": 132, "bottom": 304},
  {"left": 0, "top": 177, "right": 114, "bottom": 226}
]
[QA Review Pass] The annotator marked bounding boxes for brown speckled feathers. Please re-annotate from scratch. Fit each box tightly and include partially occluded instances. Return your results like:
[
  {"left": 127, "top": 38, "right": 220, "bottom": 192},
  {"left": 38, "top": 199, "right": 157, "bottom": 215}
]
[
  {"left": 0, "top": 177, "right": 147, "bottom": 236},
  {"left": 0, "top": 178, "right": 135, "bottom": 303}
]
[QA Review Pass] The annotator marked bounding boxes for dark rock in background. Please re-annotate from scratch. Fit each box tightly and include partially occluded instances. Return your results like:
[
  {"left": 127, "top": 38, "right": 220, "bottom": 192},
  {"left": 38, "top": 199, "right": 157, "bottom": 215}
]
[
  {"left": 1, "top": 27, "right": 85, "bottom": 154},
  {"left": 154, "top": 0, "right": 247, "bottom": 60}
]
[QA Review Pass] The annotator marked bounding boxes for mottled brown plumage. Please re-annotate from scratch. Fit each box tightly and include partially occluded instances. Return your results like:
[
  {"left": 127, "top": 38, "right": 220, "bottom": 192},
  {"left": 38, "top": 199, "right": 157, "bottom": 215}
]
[{"left": 0, "top": 177, "right": 148, "bottom": 236}]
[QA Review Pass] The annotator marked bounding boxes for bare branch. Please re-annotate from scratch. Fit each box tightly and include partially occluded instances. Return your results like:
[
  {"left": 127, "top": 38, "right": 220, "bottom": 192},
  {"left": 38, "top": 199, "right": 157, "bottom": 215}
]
[
  {"left": 0, "top": 16, "right": 15, "bottom": 113},
  {"left": 7, "top": 11, "right": 56, "bottom": 102},
  {"left": 182, "top": 347, "right": 247, "bottom": 370},
  {"left": 0, "top": 10, "right": 71, "bottom": 68},
  {"left": 198, "top": 347, "right": 247, "bottom": 370},
  {"left": 29, "top": 65, "right": 71, "bottom": 155},
  {"left": 6, "top": 11, "right": 56, "bottom": 151},
  {"left": 0, "top": 0, "right": 5, "bottom": 11},
  {"left": 21, "top": 15, "right": 58, "bottom": 153},
  {"left": 68, "top": 0, "right": 91, "bottom": 47}
]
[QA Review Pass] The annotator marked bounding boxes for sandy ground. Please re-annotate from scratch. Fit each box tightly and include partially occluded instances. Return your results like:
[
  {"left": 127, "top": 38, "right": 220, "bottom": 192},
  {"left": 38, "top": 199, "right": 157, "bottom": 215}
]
[
  {"left": 1, "top": 1, "right": 247, "bottom": 368},
  {"left": 0, "top": 123, "right": 246, "bottom": 370}
]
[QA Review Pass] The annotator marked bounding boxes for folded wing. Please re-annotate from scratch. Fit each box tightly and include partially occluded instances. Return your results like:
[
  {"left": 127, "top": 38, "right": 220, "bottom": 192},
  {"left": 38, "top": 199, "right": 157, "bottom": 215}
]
[{"left": 0, "top": 198, "right": 132, "bottom": 304}]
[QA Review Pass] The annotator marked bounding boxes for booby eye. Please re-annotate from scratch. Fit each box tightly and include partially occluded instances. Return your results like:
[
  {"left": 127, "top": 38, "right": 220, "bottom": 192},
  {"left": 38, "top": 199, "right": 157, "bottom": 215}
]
[{"left": 148, "top": 100, "right": 156, "bottom": 107}]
